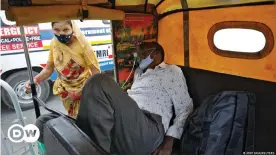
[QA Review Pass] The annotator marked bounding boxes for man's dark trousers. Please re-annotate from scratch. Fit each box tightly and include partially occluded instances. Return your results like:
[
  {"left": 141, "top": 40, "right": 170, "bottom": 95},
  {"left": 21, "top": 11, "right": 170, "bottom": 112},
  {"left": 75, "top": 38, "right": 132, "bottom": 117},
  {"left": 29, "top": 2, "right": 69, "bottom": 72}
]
[{"left": 76, "top": 73, "right": 165, "bottom": 155}]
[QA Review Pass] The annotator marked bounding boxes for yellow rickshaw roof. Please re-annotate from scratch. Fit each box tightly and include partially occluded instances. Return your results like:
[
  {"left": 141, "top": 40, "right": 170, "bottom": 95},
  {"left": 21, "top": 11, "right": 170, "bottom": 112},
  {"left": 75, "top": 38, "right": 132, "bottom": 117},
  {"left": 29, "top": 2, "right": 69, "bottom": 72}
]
[{"left": 1, "top": 0, "right": 274, "bottom": 25}]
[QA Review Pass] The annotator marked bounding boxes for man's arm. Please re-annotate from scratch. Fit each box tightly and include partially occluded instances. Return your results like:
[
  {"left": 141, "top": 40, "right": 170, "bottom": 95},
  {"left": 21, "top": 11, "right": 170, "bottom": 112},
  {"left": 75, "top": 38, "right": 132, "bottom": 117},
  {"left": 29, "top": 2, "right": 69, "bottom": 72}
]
[
  {"left": 165, "top": 70, "right": 193, "bottom": 139},
  {"left": 153, "top": 69, "right": 193, "bottom": 155}
]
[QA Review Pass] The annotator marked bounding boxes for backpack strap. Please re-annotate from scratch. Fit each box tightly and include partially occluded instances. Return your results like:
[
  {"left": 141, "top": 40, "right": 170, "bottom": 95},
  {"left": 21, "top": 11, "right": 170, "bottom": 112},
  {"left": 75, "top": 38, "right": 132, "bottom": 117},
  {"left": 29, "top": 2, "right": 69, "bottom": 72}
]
[{"left": 244, "top": 93, "right": 256, "bottom": 152}]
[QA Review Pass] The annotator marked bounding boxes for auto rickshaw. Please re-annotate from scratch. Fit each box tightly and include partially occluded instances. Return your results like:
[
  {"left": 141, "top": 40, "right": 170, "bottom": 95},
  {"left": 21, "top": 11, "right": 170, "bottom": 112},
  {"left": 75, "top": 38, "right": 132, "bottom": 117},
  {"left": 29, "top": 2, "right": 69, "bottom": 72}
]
[{"left": 1, "top": 0, "right": 276, "bottom": 154}]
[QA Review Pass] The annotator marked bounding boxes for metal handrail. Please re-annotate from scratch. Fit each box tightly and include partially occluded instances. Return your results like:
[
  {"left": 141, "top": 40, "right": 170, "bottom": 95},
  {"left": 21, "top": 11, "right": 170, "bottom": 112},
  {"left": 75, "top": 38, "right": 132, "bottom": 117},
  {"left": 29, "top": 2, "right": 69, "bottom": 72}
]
[
  {"left": 0, "top": 79, "right": 36, "bottom": 155},
  {"left": 1, "top": 131, "right": 12, "bottom": 155},
  {"left": 1, "top": 79, "right": 26, "bottom": 126},
  {"left": 33, "top": 97, "right": 76, "bottom": 121}
]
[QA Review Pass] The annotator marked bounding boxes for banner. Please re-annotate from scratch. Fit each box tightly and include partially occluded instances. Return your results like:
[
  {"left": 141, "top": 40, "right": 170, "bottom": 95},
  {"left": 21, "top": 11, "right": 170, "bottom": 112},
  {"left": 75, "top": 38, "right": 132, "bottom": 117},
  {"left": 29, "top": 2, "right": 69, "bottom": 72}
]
[
  {"left": 0, "top": 25, "right": 43, "bottom": 51},
  {"left": 113, "top": 13, "right": 157, "bottom": 90}
]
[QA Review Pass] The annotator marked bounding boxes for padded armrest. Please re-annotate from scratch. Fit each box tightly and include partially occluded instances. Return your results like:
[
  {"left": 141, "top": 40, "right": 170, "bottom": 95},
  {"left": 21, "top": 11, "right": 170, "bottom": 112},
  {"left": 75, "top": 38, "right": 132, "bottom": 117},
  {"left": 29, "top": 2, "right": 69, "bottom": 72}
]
[{"left": 44, "top": 116, "right": 107, "bottom": 155}]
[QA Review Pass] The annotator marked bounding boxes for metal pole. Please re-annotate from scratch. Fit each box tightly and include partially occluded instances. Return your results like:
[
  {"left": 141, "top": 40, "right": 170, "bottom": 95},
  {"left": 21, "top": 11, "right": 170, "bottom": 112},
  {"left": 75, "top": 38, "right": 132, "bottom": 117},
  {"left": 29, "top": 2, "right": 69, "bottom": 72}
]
[
  {"left": 0, "top": 80, "right": 36, "bottom": 155},
  {"left": 19, "top": 26, "right": 41, "bottom": 118},
  {"left": 2, "top": 129, "right": 12, "bottom": 155},
  {"left": 0, "top": 79, "right": 26, "bottom": 126},
  {"left": 111, "top": 21, "right": 118, "bottom": 82}
]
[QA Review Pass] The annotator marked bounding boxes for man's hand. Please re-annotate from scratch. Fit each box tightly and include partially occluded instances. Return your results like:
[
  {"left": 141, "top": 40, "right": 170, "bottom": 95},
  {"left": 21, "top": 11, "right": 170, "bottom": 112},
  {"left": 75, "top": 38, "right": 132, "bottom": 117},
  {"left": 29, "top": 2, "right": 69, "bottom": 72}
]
[{"left": 152, "top": 136, "right": 174, "bottom": 155}]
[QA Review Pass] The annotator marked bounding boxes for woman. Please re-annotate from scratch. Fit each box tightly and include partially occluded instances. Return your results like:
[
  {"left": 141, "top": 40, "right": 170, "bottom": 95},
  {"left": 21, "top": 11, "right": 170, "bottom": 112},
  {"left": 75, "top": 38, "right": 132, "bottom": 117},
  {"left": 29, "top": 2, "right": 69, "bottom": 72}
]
[{"left": 25, "top": 20, "right": 100, "bottom": 118}]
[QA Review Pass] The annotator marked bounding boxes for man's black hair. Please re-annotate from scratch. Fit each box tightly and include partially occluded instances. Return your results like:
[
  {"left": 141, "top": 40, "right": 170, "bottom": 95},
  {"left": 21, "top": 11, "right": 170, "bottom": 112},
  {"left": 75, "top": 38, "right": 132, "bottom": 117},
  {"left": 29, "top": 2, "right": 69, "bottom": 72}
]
[{"left": 139, "top": 42, "right": 165, "bottom": 62}]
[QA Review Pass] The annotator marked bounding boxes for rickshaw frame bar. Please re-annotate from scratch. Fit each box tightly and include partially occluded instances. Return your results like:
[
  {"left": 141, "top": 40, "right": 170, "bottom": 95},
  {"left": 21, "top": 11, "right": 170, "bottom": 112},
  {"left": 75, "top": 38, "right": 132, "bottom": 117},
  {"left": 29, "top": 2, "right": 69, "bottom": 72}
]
[
  {"left": 20, "top": 26, "right": 41, "bottom": 118},
  {"left": 157, "top": 1, "right": 274, "bottom": 21}
]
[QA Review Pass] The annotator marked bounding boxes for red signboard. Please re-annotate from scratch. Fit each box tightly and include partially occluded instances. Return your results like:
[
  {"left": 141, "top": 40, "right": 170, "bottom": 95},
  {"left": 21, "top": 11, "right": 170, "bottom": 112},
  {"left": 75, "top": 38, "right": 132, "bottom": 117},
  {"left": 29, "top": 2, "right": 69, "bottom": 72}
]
[
  {"left": 0, "top": 25, "right": 43, "bottom": 52},
  {"left": 0, "top": 26, "right": 40, "bottom": 37},
  {"left": 1, "top": 41, "right": 43, "bottom": 51}
]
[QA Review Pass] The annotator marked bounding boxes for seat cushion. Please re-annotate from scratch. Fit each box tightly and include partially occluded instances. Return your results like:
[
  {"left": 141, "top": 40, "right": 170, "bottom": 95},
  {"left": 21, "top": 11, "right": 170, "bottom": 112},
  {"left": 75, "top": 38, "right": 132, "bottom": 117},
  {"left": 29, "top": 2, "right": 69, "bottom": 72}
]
[{"left": 44, "top": 116, "right": 107, "bottom": 155}]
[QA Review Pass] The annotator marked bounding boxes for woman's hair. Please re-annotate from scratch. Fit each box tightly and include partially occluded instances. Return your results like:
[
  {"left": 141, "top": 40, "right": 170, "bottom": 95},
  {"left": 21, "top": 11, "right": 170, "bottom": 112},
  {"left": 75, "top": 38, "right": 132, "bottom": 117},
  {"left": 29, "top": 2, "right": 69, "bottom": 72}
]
[{"left": 51, "top": 20, "right": 73, "bottom": 27}]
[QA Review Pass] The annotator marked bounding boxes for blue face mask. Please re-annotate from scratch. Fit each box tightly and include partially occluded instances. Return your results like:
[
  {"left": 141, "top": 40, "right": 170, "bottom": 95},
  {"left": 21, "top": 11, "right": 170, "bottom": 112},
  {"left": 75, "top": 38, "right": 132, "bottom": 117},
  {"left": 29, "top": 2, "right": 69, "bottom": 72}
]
[
  {"left": 55, "top": 33, "right": 73, "bottom": 44},
  {"left": 139, "top": 49, "right": 156, "bottom": 70}
]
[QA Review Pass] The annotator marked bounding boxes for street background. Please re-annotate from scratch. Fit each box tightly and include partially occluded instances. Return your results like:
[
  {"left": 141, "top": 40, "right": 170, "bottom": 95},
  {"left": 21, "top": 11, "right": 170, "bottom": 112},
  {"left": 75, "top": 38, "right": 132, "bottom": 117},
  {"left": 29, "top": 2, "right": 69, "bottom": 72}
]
[
  {"left": 1, "top": 95, "right": 64, "bottom": 155},
  {"left": 1, "top": 71, "right": 114, "bottom": 155}
]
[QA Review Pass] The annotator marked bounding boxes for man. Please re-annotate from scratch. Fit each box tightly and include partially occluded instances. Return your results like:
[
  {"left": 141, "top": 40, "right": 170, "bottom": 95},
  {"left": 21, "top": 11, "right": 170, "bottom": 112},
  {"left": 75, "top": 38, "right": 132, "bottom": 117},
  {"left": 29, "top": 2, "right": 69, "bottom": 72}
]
[{"left": 76, "top": 42, "right": 193, "bottom": 155}]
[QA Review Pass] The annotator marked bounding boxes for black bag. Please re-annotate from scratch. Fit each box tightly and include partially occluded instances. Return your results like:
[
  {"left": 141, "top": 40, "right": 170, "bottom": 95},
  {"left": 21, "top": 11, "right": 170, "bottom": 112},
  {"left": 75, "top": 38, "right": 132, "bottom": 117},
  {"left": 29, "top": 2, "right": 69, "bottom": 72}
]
[
  {"left": 180, "top": 91, "right": 256, "bottom": 155},
  {"left": 44, "top": 116, "right": 108, "bottom": 155}
]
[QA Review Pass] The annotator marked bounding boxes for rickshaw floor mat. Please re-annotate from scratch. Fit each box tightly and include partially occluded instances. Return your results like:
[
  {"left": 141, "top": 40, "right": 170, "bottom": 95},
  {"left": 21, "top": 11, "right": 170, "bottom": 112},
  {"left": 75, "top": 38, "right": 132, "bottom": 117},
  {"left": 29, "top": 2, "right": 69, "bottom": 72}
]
[{"left": 43, "top": 116, "right": 108, "bottom": 155}]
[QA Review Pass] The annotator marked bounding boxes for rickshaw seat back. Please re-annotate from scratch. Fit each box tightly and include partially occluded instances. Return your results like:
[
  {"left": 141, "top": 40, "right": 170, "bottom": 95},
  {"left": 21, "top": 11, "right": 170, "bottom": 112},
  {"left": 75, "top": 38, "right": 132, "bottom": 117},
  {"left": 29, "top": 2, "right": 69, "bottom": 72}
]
[
  {"left": 43, "top": 116, "right": 107, "bottom": 155},
  {"left": 179, "top": 66, "right": 276, "bottom": 151}
]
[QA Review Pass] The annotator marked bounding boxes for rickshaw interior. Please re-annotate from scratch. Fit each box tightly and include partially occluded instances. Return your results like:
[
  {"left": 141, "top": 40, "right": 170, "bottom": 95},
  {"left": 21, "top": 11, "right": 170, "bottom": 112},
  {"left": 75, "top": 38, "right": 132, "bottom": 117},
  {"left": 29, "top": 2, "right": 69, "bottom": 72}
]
[{"left": 1, "top": 0, "right": 276, "bottom": 154}]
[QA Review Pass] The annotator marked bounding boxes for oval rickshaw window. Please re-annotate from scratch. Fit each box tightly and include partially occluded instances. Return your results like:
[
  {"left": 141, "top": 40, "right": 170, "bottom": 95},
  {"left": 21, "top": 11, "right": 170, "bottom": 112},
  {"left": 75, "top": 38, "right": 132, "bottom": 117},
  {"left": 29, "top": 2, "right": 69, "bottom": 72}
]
[
  {"left": 208, "top": 21, "right": 274, "bottom": 59},
  {"left": 102, "top": 20, "right": 111, "bottom": 24},
  {"left": 214, "top": 29, "right": 266, "bottom": 53}
]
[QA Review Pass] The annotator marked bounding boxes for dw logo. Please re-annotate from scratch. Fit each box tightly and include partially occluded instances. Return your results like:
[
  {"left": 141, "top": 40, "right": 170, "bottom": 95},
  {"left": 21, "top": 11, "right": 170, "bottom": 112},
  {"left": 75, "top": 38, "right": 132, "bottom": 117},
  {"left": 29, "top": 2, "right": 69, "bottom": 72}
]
[{"left": 7, "top": 124, "right": 40, "bottom": 143}]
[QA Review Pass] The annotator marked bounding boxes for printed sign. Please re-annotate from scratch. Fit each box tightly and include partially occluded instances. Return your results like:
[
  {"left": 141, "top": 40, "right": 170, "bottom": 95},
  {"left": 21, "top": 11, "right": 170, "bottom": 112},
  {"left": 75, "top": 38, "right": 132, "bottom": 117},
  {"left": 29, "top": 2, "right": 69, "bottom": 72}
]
[
  {"left": 113, "top": 13, "right": 157, "bottom": 90},
  {"left": 0, "top": 26, "right": 40, "bottom": 37},
  {"left": 0, "top": 25, "right": 43, "bottom": 51},
  {"left": 7, "top": 124, "right": 40, "bottom": 143},
  {"left": 93, "top": 44, "right": 113, "bottom": 59},
  {"left": 82, "top": 27, "right": 111, "bottom": 36}
]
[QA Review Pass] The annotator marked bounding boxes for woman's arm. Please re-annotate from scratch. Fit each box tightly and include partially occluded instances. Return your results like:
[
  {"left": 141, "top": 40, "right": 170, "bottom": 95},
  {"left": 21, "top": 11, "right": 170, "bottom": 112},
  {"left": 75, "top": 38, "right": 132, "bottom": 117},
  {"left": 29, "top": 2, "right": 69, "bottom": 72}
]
[
  {"left": 25, "top": 61, "right": 54, "bottom": 93},
  {"left": 89, "top": 64, "right": 101, "bottom": 74},
  {"left": 35, "top": 61, "right": 55, "bottom": 81},
  {"left": 82, "top": 44, "right": 101, "bottom": 74},
  {"left": 36, "top": 41, "right": 55, "bottom": 82}
]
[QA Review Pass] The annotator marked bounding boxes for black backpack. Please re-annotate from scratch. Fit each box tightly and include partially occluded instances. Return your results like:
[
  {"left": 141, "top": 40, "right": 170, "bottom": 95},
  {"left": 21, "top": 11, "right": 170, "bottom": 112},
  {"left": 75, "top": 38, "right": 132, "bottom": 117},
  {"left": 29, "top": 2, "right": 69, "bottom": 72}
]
[{"left": 180, "top": 91, "right": 255, "bottom": 155}]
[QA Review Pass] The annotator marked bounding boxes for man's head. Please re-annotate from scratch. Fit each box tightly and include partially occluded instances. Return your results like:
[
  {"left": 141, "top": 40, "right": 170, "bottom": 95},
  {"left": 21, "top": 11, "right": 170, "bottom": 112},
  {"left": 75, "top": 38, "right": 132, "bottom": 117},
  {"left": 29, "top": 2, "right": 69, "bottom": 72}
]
[{"left": 137, "top": 42, "right": 165, "bottom": 70}]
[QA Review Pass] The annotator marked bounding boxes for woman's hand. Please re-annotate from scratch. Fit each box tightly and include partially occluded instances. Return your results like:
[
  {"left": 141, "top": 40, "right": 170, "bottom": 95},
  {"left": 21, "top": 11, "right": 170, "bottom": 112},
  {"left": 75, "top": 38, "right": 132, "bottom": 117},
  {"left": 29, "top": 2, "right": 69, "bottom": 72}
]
[
  {"left": 25, "top": 78, "right": 40, "bottom": 94},
  {"left": 25, "top": 61, "right": 54, "bottom": 94}
]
